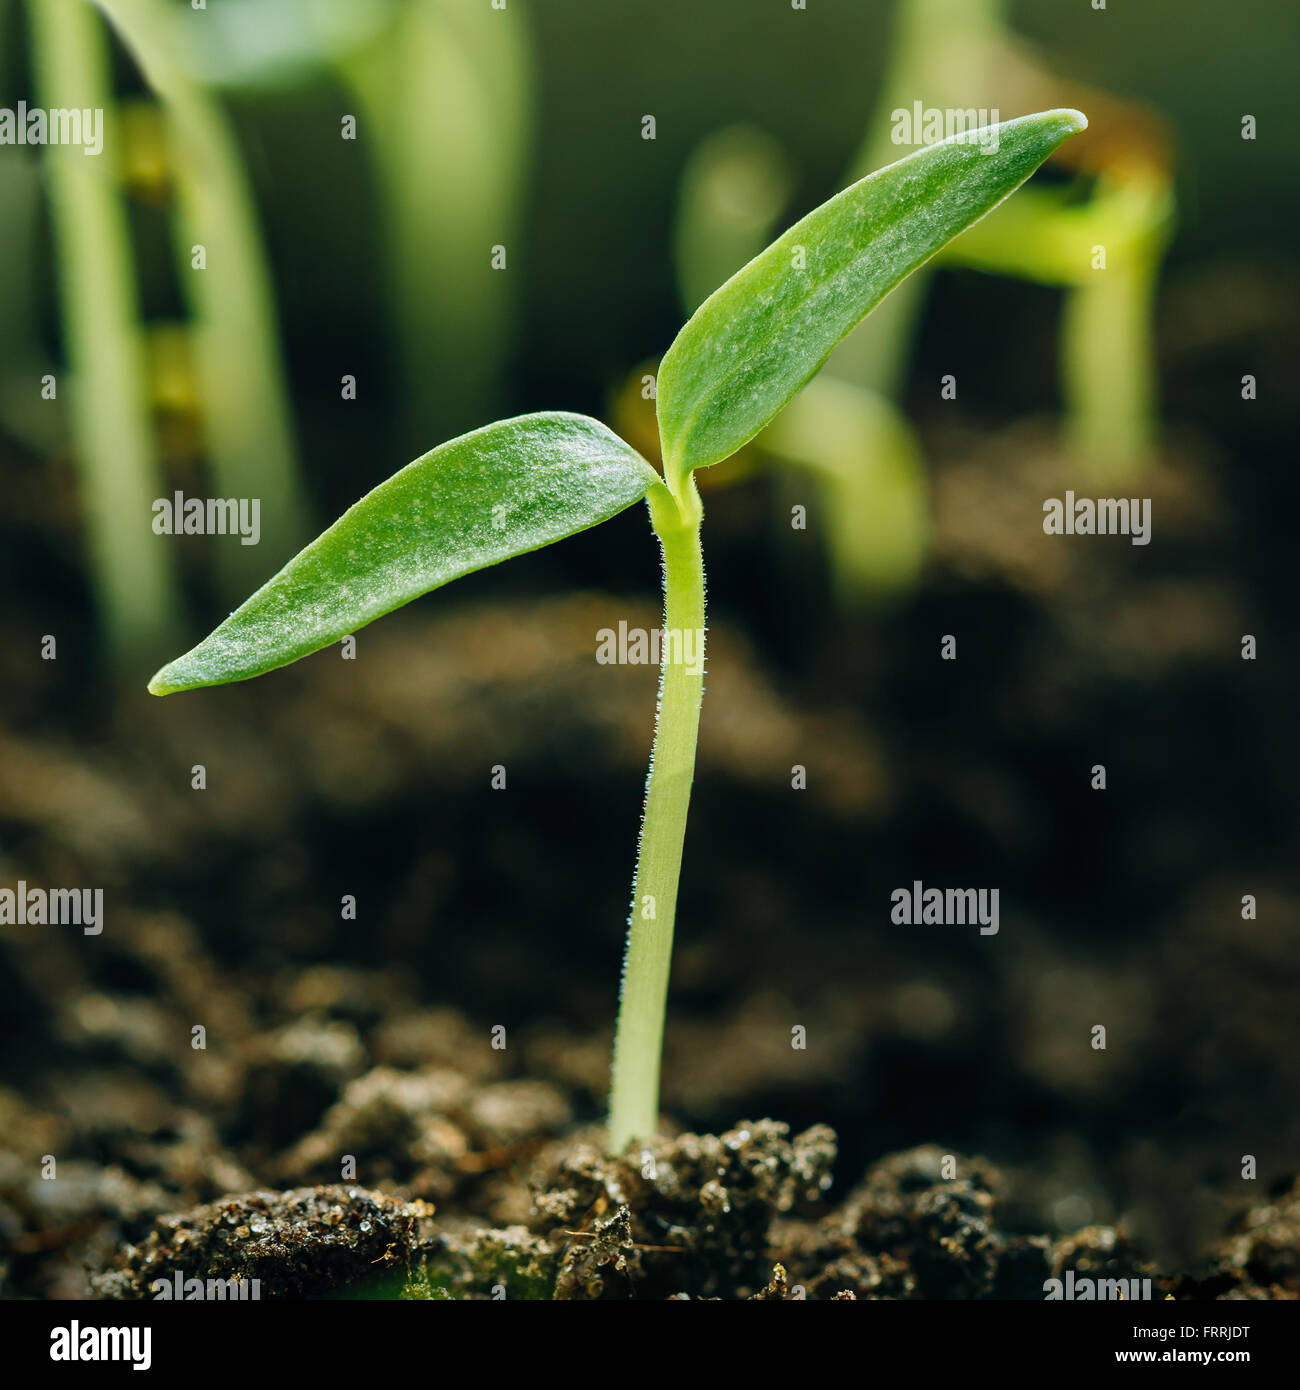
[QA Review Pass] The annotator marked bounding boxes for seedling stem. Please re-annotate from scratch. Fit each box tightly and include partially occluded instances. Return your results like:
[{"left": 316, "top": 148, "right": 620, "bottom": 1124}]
[{"left": 608, "top": 477, "right": 706, "bottom": 1152}]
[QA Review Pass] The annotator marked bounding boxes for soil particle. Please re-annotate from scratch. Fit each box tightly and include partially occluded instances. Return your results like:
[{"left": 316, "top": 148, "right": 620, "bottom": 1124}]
[
  {"left": 1170, "top": 1176, "right": 1300, "bottom": 1300},
  {"left": 532, "top": 1119, "right": 836, "bottom": 1300},
  {"left": 92, "top": 1185, "right": 435, "bottom": 1300}
]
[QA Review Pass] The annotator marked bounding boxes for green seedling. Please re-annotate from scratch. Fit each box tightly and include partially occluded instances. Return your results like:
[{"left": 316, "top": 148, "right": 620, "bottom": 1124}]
[
  {"left": 341, "top": 0, "right": 533, "bottom": 447},
  {"left": 30, "top": 0, "right": 181, "bottom": 662},
  {"left": 97, "top": 0, "right": 310, "bottom": 596},
  {"left": 672, "top": 0, "right": 1171, "bottom": 603},
  {"left": 148, "top": 110, "right": 1086, "bottom": 1153}
]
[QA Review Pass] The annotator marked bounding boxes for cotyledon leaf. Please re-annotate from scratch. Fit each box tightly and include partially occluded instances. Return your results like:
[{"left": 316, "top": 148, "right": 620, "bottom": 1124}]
[
  {"left": 656, "top": 108, "right": 1089, "bottom": 492},
  {"left": 148, "top": 412, "right": 659, "bottom": 695}
]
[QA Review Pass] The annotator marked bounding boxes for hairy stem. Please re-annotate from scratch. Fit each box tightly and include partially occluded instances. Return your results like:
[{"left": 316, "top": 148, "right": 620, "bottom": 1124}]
[{"left": 608, "top": 476, "right": 706, "bottom": 1153}]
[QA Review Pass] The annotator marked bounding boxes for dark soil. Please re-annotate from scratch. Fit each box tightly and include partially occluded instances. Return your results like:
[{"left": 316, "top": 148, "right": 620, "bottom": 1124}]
[{"left": 2, "top": 406, "right": 1297, "bottom": 1298}]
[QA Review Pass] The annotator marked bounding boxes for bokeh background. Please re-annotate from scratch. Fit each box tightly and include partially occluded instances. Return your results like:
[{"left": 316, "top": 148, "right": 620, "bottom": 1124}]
[{"left": 0, "top": 0, "right": 1297, "bottom": 1296}]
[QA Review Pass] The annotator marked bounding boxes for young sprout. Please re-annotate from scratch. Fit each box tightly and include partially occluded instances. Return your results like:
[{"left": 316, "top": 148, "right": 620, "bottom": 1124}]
[
  {"left": 31, "top": 0, "right": 182, "bottom": 663},
  {"left": 148, "top": 110, "right": 1087, "bottom": 1154},
  {"left": 97, "top": 0, "right": 310, "bottom": 596}
]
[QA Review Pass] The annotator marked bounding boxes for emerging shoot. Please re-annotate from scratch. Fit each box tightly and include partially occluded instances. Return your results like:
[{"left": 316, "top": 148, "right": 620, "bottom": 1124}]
[{"left": 147, "top": 110, "right": 1087, "bottom": 1154}]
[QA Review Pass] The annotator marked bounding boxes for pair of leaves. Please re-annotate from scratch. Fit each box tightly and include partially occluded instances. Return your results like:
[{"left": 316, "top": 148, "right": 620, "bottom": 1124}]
[{"left": 150, "top": 109, "right": 1086, "bottom": 695}]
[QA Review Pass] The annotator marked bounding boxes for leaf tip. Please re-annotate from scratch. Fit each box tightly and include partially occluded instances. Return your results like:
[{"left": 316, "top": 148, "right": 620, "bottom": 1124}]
[
  {"left": 1051, "top": 107, "right": 1089, "bottom": 137},
  {"left": 147, "top": 656, "right": 196, "bottom": 696}
]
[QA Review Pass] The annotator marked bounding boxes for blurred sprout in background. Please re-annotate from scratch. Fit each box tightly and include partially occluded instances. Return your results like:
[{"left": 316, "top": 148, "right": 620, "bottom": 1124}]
[
  {"left": 673, "top": 124, "right": 792, "bottom": 324},
  {"left": 98, "top": 0, "right": 309, "bottom": 599},
  {"left": 27, "top": 0, "right": 181, "bottom": 664},
  {"left": 3, "top": 0, "right": 531, "bottom": 669},
  {"left": 659, "top": 0, "right": 1175, "bottom": 606},
  {"left": 340, "top": 0, "right": 532, "bottom": 452}
]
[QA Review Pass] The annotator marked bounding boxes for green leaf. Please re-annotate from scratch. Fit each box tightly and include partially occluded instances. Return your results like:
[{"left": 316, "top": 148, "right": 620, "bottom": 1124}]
[
  {"left": 656, "top": 108, "right": 1088, "bottom": 491},
  {"left": 148, "top": 412, "right": 657, "bottom": 695}
]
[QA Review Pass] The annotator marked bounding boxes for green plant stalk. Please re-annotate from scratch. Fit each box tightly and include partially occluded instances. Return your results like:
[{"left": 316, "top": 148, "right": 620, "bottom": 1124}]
[
  {"left": 29, "top": 0, "right": 180, "bottom": 664},
  {"left": 830, "top": 0, "right": 1004, "bottom": 398},
  {"left": 96, "top": 0, "right": 308, "bottom": 596},
  {"left": 674, "top": 124, "right": 792, "bottom": 316},
  {"left": 751, "top": 0, "right": 1000, "bottom": 605},
  {"left": 342, "top": 0, "right": 531, "bottom": 449},
  {"left": 1063, "top": 250, "right": 1160, "bottom": 484},
  {"left": 947, "top": 176, "right": 1170, "bottom": 481},
  {"left": 763, "top": 375, "right": 928, "bottom": 603},
  {"left": 608, "top": 477, "right": 706, "bottom": 1153}
]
